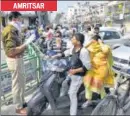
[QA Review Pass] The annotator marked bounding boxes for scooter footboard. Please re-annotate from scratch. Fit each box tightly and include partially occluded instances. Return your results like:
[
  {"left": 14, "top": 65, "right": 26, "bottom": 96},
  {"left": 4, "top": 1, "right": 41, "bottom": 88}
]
[
  {"left": 27, "top": 88, "right": 47, "bottom": 115},
  {"left": 41, "top": 72, "right": 61, "bottom": 110}
]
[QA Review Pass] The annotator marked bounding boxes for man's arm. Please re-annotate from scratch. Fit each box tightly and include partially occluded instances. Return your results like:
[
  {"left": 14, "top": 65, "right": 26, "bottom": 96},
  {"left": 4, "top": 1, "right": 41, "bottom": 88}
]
[
  {"left": 5, "top": 32, "right": 26, "bottom": 57},
  {"left": 63, "top": 47, "right": 73, "bottom": 57},
  {"left": 7, "top": 45, "right": 26, "bottom": 57},
  {"left": 69, "top": 68, "right": 84, "bottom": 75},
  {"left": 80, "top": 48, "right": 91, "bottom": 70},
  {"left": 98, "top": 39, "right": 110, "bottom": 54},
  {"left": 51, "top": 47, "right": 73, "bottom": 59}
]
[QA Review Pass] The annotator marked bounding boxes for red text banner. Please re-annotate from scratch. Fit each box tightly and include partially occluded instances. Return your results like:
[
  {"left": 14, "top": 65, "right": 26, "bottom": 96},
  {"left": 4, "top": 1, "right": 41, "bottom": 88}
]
[{"left": 1, "top": 1, "right": 57, "bottom": 11}]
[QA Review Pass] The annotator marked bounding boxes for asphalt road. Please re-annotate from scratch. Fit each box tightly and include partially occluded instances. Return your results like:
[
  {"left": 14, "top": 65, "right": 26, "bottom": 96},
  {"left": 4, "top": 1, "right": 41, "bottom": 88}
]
[{"left": 1, "top": 89, "right": 94, "bottom": 115}]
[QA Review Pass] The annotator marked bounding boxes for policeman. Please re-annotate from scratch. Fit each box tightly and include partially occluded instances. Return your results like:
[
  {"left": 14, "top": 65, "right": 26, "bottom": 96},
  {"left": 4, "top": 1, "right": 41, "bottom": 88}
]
[{"left": 2, "top": 12, "right": 27, "bottom": 114}]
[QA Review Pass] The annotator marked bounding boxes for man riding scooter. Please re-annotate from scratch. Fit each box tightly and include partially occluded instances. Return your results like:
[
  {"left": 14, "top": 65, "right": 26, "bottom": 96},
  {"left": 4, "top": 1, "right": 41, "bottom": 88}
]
[
  {"left": 48, "top": 31, "right": 67, "bottom": 55},
  {"left": 52, "top": 33, "right": 91, "bottom": 115}
]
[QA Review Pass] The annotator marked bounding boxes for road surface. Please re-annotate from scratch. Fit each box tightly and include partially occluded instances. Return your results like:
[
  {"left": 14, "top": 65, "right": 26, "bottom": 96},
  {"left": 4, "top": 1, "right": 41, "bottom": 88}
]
[{"left": 1, "top": 89, "right": 94, "bottom": 115}]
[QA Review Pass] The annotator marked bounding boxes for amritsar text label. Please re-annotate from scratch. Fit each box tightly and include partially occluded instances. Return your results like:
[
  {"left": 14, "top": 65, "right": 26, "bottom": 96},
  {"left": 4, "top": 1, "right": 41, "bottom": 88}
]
[{"left": 13, "top": 3, "right": 44, "bottom": 9}]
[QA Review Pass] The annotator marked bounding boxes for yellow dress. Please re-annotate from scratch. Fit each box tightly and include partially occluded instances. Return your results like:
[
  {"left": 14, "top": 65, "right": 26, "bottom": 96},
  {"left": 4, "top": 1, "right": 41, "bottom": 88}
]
[{"left": 83, "top": 41, "right": 114, "bottom": 99}]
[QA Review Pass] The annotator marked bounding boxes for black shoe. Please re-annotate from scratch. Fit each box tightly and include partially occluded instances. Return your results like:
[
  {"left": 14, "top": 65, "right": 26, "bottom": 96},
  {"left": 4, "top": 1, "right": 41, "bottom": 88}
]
[{"left": 23, "top": 102, "right": 27, "bottom": 108}]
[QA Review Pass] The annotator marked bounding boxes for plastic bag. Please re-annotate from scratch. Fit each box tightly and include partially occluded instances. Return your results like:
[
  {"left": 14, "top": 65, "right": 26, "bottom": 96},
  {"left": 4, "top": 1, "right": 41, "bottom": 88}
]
[
  {"left": 91, "top": 95, "right": 118, "bottom": 115},
  {"left": 24, "top": 34, "right": 36, "bottom": 45},
  {"left": 42, "top": 59, "right": 69, "bottom": 72}
]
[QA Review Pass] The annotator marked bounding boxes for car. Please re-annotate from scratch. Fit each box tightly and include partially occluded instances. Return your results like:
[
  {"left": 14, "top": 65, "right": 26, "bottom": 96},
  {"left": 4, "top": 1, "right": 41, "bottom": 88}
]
[
  {"left": 95, "top": 23, "right": 102, "bottom": 28},
  {"left": 112, "top": 40, "right": 130, "bottom": 76},
  {"left": 99, "top": 27, "right": 129, "bottom": 48}
]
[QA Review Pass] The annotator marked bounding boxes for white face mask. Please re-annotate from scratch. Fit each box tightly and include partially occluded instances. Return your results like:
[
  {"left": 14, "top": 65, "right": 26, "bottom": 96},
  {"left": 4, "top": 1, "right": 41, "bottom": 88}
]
[
  {"left": 10, "top": 21, "right": 22, "bottom": 32},
  {"left": 16, "top": 21, "right": 22, "bottom": 31}
]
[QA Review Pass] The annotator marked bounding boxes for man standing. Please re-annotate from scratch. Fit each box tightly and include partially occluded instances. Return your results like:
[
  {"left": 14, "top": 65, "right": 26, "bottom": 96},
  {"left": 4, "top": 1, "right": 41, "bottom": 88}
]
[
  {"left": 2, "top": 12, "right": 27, "bottom": 114},
  {"left": 49, "top": 31, "right": 66, "bottom": 54},
  {"left": 120, "top": 24, "right": 126, "bottom": 36},
  {"left": 94, "top": 26, "right": 100, "bottom": 36},
  {"left": 91, "top": 24, "right": 95, "bottom": 34},
  {"left": 83, "top": 25, "right": 93, "bottom": 47},
  {"left": 43, "top": 25, "right": 54, "bottom": 49}
]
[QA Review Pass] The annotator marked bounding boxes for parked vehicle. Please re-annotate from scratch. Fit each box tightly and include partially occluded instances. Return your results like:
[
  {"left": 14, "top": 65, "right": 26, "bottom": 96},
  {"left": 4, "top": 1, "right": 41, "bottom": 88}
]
[
  {"left": 79, "top": 27, "right": 129, "bottom": 48},
  {"left": 99, "top": 27, "right": 129, "bottom": 47},
  {"left": 95, "top": 23, "right": 102, "bottom": 28},
  {"left": 112, "top": 40, "right": 130, "bottom": 76}
]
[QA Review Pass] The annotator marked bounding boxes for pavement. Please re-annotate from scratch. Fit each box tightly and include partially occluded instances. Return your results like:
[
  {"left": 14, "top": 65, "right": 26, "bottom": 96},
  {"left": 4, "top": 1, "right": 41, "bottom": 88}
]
[
  {"left": 1, "top": 90, "right": 34, "bottom": 115},
  {"left": 1, "top": 82, "right": 127, "bottom": 115},
  {"left": 42, "top": 107, "right": 93, "bottom": 115},
  {"left": 1, "top": 89, "right": 94, "bottom": 115}
]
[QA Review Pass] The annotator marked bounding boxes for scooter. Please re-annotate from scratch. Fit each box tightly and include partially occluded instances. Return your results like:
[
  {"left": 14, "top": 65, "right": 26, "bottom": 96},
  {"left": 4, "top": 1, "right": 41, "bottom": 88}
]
[{"left": 27, "top": 57, "right": 86, "bottom": 115}]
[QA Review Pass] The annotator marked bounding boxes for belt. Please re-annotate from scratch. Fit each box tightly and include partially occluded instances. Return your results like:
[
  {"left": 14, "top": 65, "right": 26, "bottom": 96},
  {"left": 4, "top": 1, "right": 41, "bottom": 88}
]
[{"left": 8, "top": 55, "right": 23, "bottom": 59}]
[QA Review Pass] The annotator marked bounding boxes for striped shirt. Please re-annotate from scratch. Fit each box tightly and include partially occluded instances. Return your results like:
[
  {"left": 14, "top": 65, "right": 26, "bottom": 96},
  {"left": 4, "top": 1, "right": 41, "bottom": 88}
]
[{"left": 49, "top": 38, "right": 67, "bottom": 54}]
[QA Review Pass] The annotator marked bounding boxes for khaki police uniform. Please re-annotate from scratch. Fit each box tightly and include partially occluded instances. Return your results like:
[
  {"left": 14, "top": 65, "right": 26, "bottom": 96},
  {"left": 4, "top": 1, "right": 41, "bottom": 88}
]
[{"left": 2, "top": 25, "right": 25, "bottom": 109}]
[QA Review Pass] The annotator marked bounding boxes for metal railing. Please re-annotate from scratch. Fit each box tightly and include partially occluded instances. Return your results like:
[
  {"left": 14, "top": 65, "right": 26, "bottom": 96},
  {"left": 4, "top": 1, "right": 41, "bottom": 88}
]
[{"left": 1, "top": 43, "right": 42, "bottom": 105}]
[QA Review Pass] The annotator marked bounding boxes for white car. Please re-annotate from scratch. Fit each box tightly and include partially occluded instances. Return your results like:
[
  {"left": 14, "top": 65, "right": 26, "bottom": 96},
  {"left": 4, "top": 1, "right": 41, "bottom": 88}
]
[
  {"left": 99, "top": 27, "right": 129, "bottom": 48},
  {"left": 112, "top": 40, "right": 130, "bottom": 76}
]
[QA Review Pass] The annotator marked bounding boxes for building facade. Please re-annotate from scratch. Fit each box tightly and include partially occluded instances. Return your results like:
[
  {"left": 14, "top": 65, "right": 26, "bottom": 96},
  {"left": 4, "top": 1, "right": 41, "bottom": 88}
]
[
  {"left": 106, "top": 1, "right": 130, "bottom": 31},
  {"left": 66, "top": 2, "right": 107, "bottom": 25}
]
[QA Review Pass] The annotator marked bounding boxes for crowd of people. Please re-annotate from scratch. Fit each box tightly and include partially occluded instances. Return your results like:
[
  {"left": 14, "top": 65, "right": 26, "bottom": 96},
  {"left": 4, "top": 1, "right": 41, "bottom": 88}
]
[{"left": 2, "top": 11, "right": 115, "bottom": 115}]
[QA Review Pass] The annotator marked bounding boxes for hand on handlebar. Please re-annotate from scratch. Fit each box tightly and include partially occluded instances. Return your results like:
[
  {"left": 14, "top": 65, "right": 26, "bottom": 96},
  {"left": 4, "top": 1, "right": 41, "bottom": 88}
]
[
  {"left": 51, "top": 55, "right": 57, "bottom": 59},
  {"left": 51, "top": 53, "right": 62, "bottom": 59}
]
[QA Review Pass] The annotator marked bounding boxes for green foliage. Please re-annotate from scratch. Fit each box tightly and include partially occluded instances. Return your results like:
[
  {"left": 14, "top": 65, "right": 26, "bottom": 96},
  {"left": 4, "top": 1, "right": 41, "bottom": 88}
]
[{"left": 118, "top": 3, "right": 123, "bottom": 10}]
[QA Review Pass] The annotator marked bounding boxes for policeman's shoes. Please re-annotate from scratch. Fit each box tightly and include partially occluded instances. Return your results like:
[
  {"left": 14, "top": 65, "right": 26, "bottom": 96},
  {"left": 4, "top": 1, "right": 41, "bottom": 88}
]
[{"left": 16, "top": 108, "right": 27, "bottom": 115}]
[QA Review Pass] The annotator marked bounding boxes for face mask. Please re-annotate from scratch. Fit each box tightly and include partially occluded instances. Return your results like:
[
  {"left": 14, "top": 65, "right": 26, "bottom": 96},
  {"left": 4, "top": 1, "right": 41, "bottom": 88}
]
[{"left": 16, "top": 21, "right": 22, "bottom": 32}]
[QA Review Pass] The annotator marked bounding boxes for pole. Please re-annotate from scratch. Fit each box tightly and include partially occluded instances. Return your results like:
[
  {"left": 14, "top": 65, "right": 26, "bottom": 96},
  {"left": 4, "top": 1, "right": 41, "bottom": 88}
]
[
  {"left": 122, "top": 0, "right": 126, "bottom": 24},
  {"left": 111, "top": 6, "right": 113, "bottom": 26},
  {"left": 37, "top": 11, "right": 42, "bottom": 25}
]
